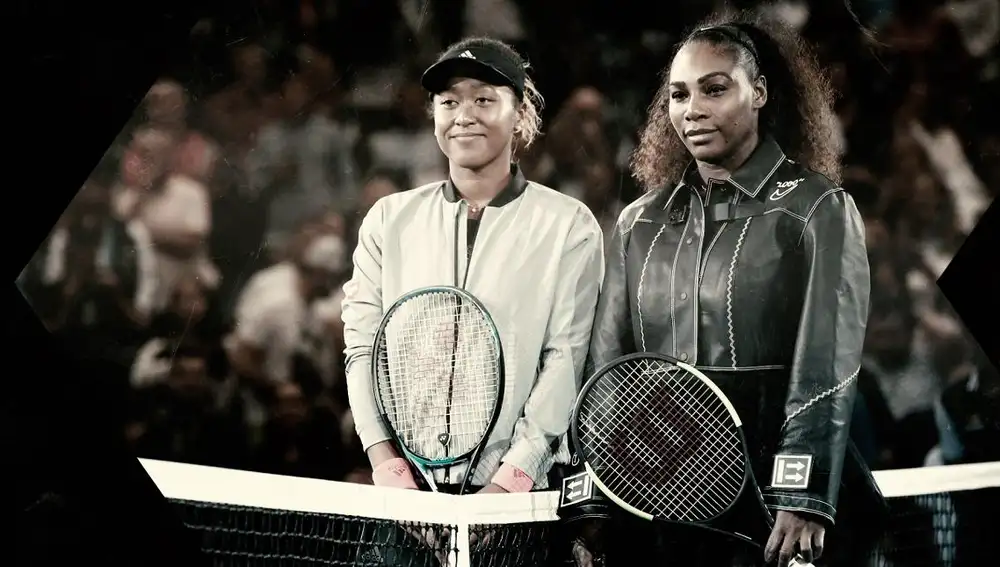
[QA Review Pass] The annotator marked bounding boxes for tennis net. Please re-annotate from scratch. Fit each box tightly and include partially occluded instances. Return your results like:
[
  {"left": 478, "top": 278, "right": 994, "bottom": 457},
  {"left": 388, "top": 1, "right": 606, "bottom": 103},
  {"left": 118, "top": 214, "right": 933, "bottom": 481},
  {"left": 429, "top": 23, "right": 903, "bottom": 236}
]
[{"left": 143, "top": 458, "right": 997, "bottom": 566}]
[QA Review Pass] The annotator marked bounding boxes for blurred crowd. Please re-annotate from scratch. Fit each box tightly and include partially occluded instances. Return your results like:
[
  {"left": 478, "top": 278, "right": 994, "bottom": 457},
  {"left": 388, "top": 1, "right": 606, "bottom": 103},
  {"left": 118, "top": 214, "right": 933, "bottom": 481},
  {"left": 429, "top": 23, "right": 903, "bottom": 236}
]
[{"left": 17, "top": 0, "right": 999, "bottom": 486}]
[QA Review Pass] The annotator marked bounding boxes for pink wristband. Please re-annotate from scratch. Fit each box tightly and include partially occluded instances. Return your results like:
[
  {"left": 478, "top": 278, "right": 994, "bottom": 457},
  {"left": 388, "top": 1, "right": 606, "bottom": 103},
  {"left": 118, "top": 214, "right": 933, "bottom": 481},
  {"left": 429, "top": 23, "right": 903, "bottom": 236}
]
[
  {"left": 372, "top": 458, "right": 419, "bottom": 490},
  {"left": 491, "top": 463, "right": 534, "bottom": 493}
]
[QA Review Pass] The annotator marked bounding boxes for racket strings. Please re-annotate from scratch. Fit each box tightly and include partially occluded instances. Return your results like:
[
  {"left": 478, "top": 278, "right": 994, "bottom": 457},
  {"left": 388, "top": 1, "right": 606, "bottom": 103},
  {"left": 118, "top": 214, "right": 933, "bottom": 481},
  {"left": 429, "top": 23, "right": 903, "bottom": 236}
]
[
  {"left": 578, "top": 358, "right": 745, "bottom": 522},
  {"left": 591, "top": 368, "right": 743, "bottom": 520},
  {"left": 629, "top": 365, "right": 744, "bottom": 518},
  {"left": 591, "top": 366, "right": 744, "bottom": 520},
  {"left": 375, "top": 291, "right": 501, "bottom": 461},
  {"left": 584, "top": 369, "right": 740, "bottom": 519},
  {"left": 584, "top": 378, "right": 742, "bottom": 521}
]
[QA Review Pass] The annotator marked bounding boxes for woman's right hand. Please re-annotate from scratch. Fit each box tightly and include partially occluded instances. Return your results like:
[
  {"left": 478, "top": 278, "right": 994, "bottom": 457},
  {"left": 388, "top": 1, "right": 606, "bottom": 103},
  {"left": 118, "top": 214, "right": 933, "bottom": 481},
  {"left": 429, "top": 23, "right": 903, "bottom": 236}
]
[
  {"left": 367, "top": 450, "right": 447, "bottom": 564},
  {"left": 368, "top": 442, "right": 419, "bottom": 490}
]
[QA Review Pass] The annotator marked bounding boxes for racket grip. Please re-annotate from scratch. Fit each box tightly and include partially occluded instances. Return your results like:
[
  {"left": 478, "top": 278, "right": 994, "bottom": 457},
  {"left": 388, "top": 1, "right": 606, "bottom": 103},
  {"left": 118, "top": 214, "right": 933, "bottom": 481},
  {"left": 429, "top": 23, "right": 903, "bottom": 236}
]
[{"left": 372, "top": 458, "right": 419, "bottom": 490}]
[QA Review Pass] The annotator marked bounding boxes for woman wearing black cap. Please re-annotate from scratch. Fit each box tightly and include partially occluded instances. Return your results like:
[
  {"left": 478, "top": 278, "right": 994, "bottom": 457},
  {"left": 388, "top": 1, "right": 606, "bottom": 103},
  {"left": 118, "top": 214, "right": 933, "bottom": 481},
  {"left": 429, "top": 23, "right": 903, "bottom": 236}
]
[
  {"left": 560, "top": 12, "right": 885, "bottom": 567},
  {"left": 342, "top": 37, "right": 605, "bottom": 566}
]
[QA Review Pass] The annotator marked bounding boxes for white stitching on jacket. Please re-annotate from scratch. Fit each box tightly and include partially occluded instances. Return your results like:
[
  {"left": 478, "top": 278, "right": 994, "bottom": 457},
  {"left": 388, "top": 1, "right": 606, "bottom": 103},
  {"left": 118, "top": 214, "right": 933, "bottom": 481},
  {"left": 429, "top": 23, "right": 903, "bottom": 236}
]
[
  {"left": 764, "top": 503, "right": 835, "bottom": 524},
  {"left": 729, "top": 151, "right": 786, "bottom": 197},
  {"left": 726, "top": 218, "right": 753, "bottom": 367},
  {"left": 804, "top": 188, "right": 841, "bottom": 223},
  {"left": 764, "top": 207, "right": 807, "bottom": 222},
  {"left": 637, "top": 224, "right": 666, "bottom": 351},
  {"left": 623, "top": 206, "right": 645, "bottom": 236},
  {"left": 797, "top": 188, "right": 844, "bottom": 246},
  {"left": 781, "top": 367, "right": 860, "bottom": 431}
]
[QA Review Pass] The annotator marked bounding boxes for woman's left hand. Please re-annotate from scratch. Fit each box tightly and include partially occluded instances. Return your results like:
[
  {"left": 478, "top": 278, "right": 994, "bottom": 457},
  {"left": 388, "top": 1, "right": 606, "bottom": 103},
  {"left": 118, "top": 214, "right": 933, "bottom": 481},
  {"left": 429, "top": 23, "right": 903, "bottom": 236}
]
[{"left": 764, "top": 510, "right": 825, "bottom": 566}]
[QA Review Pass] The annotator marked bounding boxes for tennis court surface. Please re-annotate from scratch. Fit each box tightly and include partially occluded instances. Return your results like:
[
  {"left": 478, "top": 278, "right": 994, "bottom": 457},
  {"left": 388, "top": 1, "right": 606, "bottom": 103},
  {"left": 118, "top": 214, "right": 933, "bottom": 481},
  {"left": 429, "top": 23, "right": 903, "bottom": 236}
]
[{"left": 143, "top": 458, "right": 997, "bottom": 566}]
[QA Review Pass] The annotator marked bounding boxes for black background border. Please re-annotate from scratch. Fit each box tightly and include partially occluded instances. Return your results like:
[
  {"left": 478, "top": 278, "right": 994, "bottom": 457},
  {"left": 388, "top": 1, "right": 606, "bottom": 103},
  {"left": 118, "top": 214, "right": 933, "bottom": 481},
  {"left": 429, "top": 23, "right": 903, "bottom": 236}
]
[{"left": 9, "top": 1, "right": 997, "bottom": 565}]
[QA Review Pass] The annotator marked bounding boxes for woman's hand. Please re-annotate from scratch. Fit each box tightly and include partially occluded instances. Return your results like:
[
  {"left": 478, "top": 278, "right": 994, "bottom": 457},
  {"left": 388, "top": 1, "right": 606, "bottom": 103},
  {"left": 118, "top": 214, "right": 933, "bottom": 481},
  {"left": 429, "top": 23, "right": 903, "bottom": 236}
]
[
  {"left": 567, "top": 518, "right": 606, "bottom": 567},
  {"left": 468, "top": 484, "right": 508, "bottom": 550},
  {"left": 367, "top": 446, "right": 419, "bottom": 491},
  {"left": 764, "top": 510, "right": 825, "bottom": 566},
  {"left": 571, "top": 537, "right": 598, "bottom": 567}
]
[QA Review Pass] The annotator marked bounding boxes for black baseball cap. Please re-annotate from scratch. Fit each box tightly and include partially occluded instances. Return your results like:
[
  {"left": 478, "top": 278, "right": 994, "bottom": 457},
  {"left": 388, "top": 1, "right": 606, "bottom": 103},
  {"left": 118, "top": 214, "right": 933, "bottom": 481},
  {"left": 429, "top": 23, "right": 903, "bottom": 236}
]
[{"left": 420, "top": 38, "right": 526, "bottom": 99}]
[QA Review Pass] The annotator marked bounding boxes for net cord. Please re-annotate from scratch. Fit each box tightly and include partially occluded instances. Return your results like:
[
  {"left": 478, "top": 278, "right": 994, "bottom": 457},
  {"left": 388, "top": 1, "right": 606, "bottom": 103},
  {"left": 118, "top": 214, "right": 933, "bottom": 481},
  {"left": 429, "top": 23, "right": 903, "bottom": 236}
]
[{"left": 142, "top": 458, "right": 1000, "bottom": 525}]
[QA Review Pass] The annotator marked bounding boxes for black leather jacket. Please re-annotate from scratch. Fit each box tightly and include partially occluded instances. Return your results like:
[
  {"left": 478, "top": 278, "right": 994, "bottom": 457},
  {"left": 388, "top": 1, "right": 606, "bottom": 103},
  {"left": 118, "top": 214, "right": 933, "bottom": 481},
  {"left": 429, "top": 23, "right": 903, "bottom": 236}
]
[{"left": 586, "top": 137, "right": 872, "bottom": 525}]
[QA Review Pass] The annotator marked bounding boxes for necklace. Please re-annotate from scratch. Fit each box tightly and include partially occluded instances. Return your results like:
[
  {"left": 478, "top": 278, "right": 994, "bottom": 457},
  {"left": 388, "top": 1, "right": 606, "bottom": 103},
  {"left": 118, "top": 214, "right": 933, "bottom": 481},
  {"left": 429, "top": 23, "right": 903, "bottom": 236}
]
[{"left": 467, "top": 202, "right": 485, "bottom": 219}]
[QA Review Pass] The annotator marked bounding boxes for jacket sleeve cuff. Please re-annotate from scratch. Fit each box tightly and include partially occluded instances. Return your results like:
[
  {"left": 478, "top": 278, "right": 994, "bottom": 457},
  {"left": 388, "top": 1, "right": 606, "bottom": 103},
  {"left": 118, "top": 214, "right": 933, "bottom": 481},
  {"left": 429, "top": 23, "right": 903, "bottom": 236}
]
[
  {"left": 762, "top": 491, "right": 837, "bottom": 525},
  {"left": 491, "top": 463, "right": 535, "bottom": 493},
  {"left": 372, "top": 458, "right": 419, "bottom": 489},
  {"left": 499, "top": 437, "right": 552, "bottom": 488}
]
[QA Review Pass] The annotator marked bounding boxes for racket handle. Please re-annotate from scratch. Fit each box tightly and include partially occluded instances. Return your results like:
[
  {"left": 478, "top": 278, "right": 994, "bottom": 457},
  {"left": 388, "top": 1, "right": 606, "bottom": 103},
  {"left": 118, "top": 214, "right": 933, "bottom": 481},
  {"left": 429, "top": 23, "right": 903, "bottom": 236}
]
[
  {"left": 788, "top": 556, "right": 815, "bottom": 567},
  {"left": 416, "top": 465, "right": 439, "bottom": 492}
]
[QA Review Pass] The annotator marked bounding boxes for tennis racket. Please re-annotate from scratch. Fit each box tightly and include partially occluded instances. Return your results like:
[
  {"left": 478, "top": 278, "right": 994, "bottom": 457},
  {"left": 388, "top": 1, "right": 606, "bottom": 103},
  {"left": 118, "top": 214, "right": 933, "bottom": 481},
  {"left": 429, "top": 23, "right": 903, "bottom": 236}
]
[
  {"left": 571, "top": 352, "right": 795, "bottom": 557},
  {"left": 371, "top": 285, "right": 505, "bottom": 496}
]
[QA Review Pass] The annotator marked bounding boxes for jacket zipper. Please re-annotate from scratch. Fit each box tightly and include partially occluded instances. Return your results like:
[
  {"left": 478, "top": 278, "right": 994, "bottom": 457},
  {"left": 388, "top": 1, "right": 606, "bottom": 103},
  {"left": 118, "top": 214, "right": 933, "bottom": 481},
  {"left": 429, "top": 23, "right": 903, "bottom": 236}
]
[
  {"left": 700, "top": 224, "right": 728, "bottom": 286},
  {"left": 691, "top": 188, "right": 707, "bottom": 365},
  {"left": 452, "top": 202, "right": 478, "bottom": 289},
  {"left": 446, "top": 201, "right": 480, "bottom": 486},
  {"left": 693, "top": 182, "right": 713, "bottom": 286}
]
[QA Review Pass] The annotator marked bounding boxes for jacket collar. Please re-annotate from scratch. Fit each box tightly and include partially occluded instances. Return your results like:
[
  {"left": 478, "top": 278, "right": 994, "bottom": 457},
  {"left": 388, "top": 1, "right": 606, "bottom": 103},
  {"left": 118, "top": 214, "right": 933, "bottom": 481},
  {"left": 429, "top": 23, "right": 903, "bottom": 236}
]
[
  {"left": 442, "top": 163, "right": 528, "bottom": 207},
  {"left": 679, "top": 136, "right": 786, "bottom": 199}
]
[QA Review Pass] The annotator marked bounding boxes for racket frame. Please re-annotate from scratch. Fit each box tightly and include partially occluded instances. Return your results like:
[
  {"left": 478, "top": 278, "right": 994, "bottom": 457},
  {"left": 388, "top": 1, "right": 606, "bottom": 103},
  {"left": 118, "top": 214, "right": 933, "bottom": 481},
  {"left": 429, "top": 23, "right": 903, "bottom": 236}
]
[
  {"left": 570, "top": 352, "right": 775, "bottom": 547},
  {"left": 371, "top": 285, "right": 506, "bottom": 494}
]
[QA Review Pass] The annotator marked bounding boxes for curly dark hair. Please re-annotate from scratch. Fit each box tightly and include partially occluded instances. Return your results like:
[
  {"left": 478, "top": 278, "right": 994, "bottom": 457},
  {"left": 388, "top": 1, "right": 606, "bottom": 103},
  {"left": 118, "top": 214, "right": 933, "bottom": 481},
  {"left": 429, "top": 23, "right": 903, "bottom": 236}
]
[{"left": 631, "top": 11, "right": 841, "bottom": 190}]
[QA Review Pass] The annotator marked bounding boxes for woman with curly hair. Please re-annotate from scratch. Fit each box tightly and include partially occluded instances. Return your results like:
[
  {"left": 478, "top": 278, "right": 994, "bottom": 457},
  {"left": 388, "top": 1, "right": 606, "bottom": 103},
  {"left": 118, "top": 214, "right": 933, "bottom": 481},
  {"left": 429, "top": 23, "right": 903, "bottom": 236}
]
[{"left": 559, "top": 12, "right": 885, "bottom": 567}]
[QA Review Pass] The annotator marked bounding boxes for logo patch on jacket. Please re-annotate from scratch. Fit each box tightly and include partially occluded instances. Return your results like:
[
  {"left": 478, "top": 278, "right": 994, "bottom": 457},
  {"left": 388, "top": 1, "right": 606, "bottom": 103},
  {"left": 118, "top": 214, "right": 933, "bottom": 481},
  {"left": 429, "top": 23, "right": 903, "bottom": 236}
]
[
  {"left": 770, "top": 454, "right": 812, "bottom": 489},
  {"left": 768, "top": 178, "right": 804, "bottom": 201},
  {"left": 560, "top": 471, "right": 595, "bottom": 506}
]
